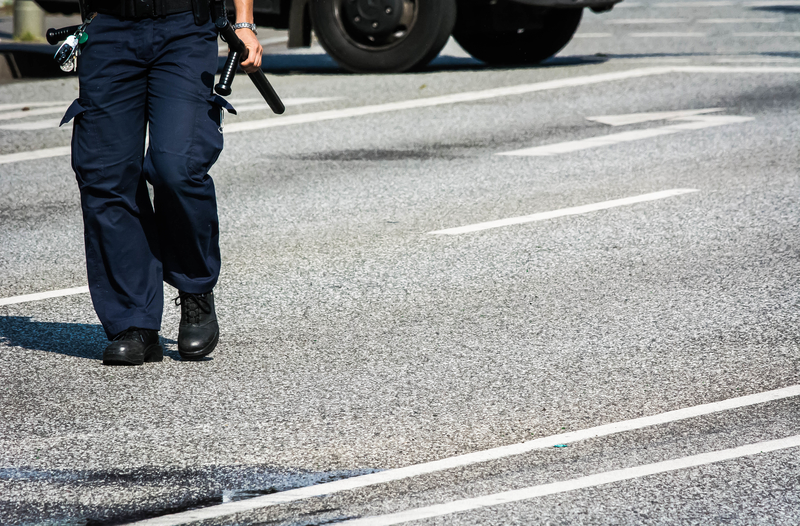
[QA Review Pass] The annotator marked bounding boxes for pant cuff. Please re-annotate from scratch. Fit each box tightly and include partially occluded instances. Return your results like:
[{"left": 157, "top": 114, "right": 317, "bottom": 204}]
[
  {"left": 104, "top": 317, "right": 162, "bottom": 340},
  {"left": 164, "top": 274, "right": 218, "bottom": 295}
]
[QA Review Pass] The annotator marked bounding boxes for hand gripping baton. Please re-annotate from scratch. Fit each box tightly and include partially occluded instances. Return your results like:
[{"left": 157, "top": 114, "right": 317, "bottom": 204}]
[{"left": 215, "top": 18, "right": 285, "bottom": 114}]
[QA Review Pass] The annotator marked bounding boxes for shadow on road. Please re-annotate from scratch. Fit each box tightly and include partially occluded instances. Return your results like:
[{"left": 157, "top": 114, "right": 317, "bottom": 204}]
[
  {"left": 1, "top": 463, "right": 377, "bottom": 525},
  {"left": 751, "top": 5, "right": 800, "bottom": 13},
  {"left": 0, "top": 316, "right": 178, "bottom": 361},
  {"left": 250, "top": 52, "right": 608, "bottom": 74}
]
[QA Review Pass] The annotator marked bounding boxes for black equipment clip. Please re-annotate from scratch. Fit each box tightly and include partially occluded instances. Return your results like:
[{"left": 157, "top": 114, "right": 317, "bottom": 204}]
[{"left": 214, "top": 17, "right": 285, "bottom": 115}]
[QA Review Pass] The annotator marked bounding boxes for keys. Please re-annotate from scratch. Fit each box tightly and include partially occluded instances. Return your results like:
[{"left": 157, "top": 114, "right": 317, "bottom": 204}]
[
  {"left": 51, "top": 14, "right": 95, "bottom": 72},
  {"left": 55, "top": 35, "right": 79, "bottom": 72}
]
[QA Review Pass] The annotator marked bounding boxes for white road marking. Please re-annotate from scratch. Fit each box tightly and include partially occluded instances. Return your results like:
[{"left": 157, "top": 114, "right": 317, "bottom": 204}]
[
  {"left": 573, "top": 33, "right": 613, "bottom": 38},
  {"left": 698, "top": 17, "right": 783, "bottom": 23},
  {"left": 715, "top": 57, "right": 800, "bottom": 63},
  {"left": 232, "top": 96, "right": 341, "bottom": 112},
  {"left": 128, "top": 384, "right": 800, "bottom": 525},
  {"left": 655, "top": 1, "right": 734, "bottom": 6},
  {"left": 234, "top": 96, "right": 339, "bottom": 106},
  {"left": 259, "top": 36, "right": 288, "bottom": 45},
  {"left": 340, "top": 435, "right": 800, "bottom": 526},
  {"left": 0, "top": 106, "right": 69, "bottom": 121},
  {"left": 222, "top": 67, "right": 679, "bottom": 133},
  {"left": 744, "top": 0, "right": 800, "bottom": 5},
  {"left": 2, "top": 66, "right": 800, "bottom": 165},
  {"left": 630, "top": 32, "right": 707, "bottom": 37},
  {"left": 0, "top": 98, "right": 342, "bottom": 131},
  {"left": 0, "top": 118, "right": 62, "bottom": 131},
  {"left": 0, "top": 146, "right": 71, "bottom": 165},
  {"left": 604, "top": 18, "right": 689, "bottom": 24},
  {"left": 586, "top": 107, "right": 723, "bottom": 126},
  {"left": 611, "top": 57, "right": 693, "bottom": 64},
  {"left": 0, "top": 101, "right": 69, "bottom": 112},
  {"left": 677, "top": 65, "right": 800, "bottom": 72},
  {"left": 427, "top": 189, "right": 698, "bottom": 235},
  {"left": 0, "top": 286, "right": 89, "bottom": 306},
  {"left": 735, "top": 32, "right": 800, "bottom": 36},
  {"left": 498, "top": 114, "right": 753, "bottom": 157}
]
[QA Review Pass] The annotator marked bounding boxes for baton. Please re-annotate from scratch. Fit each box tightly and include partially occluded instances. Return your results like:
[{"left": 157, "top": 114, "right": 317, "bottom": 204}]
[
  {"left": 46, "top": 25, "right": 80, "bottom": 45},
  {"left": 215, "top": 18, "right": 285, "bottom": 115}
]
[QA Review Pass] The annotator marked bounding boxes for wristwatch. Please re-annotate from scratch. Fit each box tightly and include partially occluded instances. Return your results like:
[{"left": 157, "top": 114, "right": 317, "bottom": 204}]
[{"left": 233, "top": 22, "right": 257, "bottom": 35}]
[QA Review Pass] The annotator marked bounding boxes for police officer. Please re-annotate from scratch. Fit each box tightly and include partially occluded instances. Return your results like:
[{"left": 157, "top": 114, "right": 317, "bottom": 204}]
[{"left": 61, "top": 0, "right": 262, "bottom": 364}]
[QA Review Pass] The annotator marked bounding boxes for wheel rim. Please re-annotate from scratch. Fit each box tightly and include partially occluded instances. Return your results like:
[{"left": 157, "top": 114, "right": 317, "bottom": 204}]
[{"left": 334, "top": 0, "right": 419, "bottom": 51}]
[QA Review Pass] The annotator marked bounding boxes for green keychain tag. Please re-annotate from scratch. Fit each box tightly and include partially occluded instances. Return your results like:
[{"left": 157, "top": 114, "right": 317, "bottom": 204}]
[{"left": 79, "top": 32, "right": 88, "bottom": 44}]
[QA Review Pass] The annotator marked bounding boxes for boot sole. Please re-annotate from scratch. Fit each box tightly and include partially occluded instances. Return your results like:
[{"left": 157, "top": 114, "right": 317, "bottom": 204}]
[
  {"left": 103, "top": 344, "right": 164, "bottom": 366},
  {"left": 178, "top": 333, "right": 219, "bottom": 361}
]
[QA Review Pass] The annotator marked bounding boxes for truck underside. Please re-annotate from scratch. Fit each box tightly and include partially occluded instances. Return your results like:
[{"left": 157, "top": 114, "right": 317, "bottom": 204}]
[{"left": 33, "top": 0, "right": 622, "bottom": 73}]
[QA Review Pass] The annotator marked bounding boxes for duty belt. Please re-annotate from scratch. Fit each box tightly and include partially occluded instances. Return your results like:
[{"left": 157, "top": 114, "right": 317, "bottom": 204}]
[{"left": 95, "top": 0, "right": 193, "bottom": 19}]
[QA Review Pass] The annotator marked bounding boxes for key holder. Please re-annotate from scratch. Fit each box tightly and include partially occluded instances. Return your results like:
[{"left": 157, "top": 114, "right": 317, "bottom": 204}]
[{"left": 47, "top": 14, "right": 96, "bottom": 72}]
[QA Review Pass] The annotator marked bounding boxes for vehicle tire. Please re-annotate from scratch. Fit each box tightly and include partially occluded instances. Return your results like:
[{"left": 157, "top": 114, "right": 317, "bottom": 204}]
[
  {"left": 453, "top": 5, "right": 582, "bottom": 65},
  {"left": 309, "top": 0, "right": 457, "bottom": 73}
]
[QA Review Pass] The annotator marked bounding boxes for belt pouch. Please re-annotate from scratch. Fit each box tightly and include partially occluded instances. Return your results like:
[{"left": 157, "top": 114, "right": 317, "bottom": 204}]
[
  {"left": 192, "top": 0, "right": 211, "bottom": 25},
  {"left": 133, "top": 0, "right": 155, "bottom": 17}
]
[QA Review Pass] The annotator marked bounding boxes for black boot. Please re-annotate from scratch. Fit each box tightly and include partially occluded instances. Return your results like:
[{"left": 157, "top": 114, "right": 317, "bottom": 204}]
[
  {"left": 103, "top": 327, "right": 162, "bottom": 366},
  {"left": 176, "top": 291, "right": 219, "bottom": 360}
]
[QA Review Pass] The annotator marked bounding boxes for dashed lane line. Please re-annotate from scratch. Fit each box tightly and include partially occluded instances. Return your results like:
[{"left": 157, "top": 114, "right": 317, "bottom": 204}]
[
  {"left": 427, "top": 189, "right": 698, "bottom": 235},
  {"left": 0, "top": 97, "right": 340, "bottom": 132},
  {"left": 604, "top": 18, "right": 689, "bottom": 24},
  {"left": 0, "top": 146, "right": 70, "bottom": 165},
  {"left": 0, "top": 106, "right": 70, "bottom": 121},
  {"left": 743, "top": 0, "right": 800, "bottom": 5},
  {"left": 221, "top": 67, "right": 679, "bottom": 134},
  {"left": 0, "top": 101, "right": 69, "bottom": 112},
  {"left": 258, "top": 36, "right": 289, "bottom": 46},
  {"left": 128, "top": 384, "right": 800, "bottom": 525},
  {"left": 0, "top": 118, "right": 62, "bottom": 131},
  {"left": 697, "top": 18, "right": 783, "bottom": 23},
  {"left": 586, "top": 107, "right": 723, "bottom": 126},
  {"left": 716, "top": 57, "right": 800, "bottom": 63},
  {"left": 1, "top": 189, "right": 695, "bottom": 304},
  {"left": 339, "top": 435, "right": 800, "bottom": 526},
  {"left": 654, "top": 1, "right": 734, "bottom": 6},
  {"left": 0, "top": 286, "right": 89, "bottom": 306},
  {"left": 630, "top": 32, "right": 707, "bottom": 37},
  {"left": 2, "top": 66, "right": 800, "bottom": 166},
  {"left": 573, "top": 33, "right": 613, "bottom": 38},
  {"left": 735, "top": 32, "right": 800, "bottom": 36},
  {"left": 498, "top": 115, "right": 753, "bottom": 157}
]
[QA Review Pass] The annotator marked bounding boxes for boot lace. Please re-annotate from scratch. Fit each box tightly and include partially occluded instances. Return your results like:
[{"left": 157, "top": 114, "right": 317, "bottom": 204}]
[
  {"left": 112, "top": 327, "right": 146, "bottom": 342},
  {"left": 175, "top": 292, "right": 211, "bottom": 324}
]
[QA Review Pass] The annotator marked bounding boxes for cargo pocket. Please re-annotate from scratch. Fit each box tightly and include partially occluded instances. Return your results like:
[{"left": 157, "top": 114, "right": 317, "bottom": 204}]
[
  {"left": 63, "top": 98, "right": 97, "bottom": 187},
  {"left": 189, "top": 95, "right": 234, "bottom": 175},
  {"left": 61, "top": 98, "right": 89, "bottom": 126}
]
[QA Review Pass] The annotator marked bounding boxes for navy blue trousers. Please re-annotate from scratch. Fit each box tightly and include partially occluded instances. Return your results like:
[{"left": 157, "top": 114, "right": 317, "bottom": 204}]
[{"left": 64, "top": 12, "right": 233, "bottom": 338}]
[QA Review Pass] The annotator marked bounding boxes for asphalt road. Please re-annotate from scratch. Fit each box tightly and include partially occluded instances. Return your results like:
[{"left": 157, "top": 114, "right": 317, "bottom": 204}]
[{"left": 1, "top": 1, "right": 800, "bottom": 525}]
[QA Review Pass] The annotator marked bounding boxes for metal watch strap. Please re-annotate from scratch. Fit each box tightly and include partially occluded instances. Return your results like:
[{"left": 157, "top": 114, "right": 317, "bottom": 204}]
[{"left": 232, "top": 22, "right": 257, "bottom": 35}]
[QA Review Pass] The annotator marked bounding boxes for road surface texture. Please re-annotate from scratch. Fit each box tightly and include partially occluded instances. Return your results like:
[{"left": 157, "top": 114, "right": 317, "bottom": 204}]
[{"left": 1, "top": 1, "right": 800, "bottom": 524}]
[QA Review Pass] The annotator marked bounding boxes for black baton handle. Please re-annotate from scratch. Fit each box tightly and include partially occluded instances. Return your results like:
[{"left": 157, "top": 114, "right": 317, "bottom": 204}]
[
  {"left": 216, "top": 48, "right": 241, "bottom": 96},
  {"left": 214, "top": 18, "right": 285, "bottom": 114},
  {"left": 47, "top": 25, "right": 80, "bottom": 45}
]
